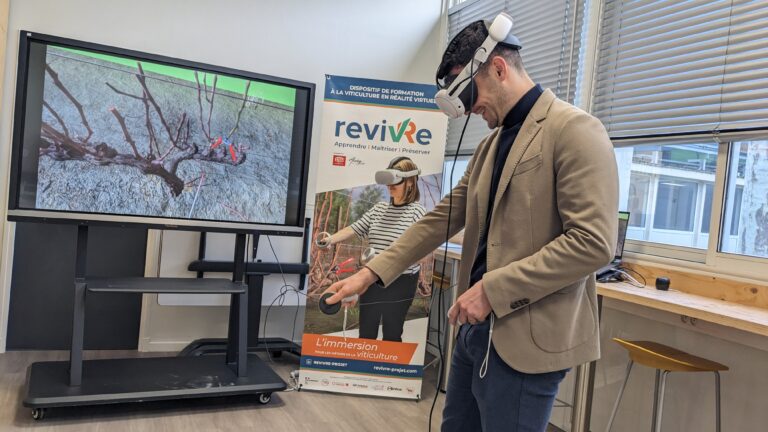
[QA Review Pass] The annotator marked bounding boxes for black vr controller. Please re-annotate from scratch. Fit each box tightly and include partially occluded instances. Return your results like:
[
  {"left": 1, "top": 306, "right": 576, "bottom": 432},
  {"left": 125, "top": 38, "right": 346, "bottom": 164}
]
[
  {"left": 315, "top": 232, "right": 373, "bottom": 315},
  {"left": 319, "top": 292, "right": 358, "bottom": 315},
  {"left": 319, "top": 292, "right": 341, "bottom": 315}
]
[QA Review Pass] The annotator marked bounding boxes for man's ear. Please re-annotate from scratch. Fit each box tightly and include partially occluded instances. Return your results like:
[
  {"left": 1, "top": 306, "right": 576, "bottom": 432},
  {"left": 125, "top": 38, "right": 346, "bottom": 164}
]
[{"left": 491, "top": 56, "right": 509, "bottom": 81}]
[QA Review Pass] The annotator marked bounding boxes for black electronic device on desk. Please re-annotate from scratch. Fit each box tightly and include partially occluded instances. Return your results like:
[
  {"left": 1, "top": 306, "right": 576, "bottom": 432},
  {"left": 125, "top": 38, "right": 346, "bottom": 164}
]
[{"left": 596, "top": 211, "right": 630, "bottom": 282}]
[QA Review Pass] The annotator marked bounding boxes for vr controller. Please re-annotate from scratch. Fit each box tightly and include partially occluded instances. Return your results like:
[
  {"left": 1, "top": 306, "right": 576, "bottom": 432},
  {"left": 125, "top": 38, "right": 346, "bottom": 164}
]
[
  {"left": 315, "top": 231, "right": 375, "bottom": 315},
  {"left": 319, "top": 292, "right": 359, "bottom": 315},
  {"left": 315, "top": 231, "right": 332, "bottom": 248},
  {"left": 315, "top": 232, "right": 375, "bottom": 262}
]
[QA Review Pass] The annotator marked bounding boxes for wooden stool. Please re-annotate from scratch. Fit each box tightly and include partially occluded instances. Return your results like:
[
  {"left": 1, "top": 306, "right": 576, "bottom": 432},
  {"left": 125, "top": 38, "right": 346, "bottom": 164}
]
[{"left": 605, "top": 338, "right": 728, "bottom": 432}]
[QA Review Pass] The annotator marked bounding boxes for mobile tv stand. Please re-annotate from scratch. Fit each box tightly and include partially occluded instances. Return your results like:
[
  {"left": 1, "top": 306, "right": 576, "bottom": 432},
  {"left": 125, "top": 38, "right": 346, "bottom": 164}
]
[
  {"left": 23, "top": 225, "right": 285, "bottom": 420},
  {"left": 180, "top": 228, "right": 310, "bottom": 358}
]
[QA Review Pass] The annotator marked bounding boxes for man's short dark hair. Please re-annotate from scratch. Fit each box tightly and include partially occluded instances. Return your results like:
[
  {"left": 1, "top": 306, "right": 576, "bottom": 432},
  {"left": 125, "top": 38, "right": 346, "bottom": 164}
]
[{"left": 436, "top": 19, "right": 524, "bottom": 83}]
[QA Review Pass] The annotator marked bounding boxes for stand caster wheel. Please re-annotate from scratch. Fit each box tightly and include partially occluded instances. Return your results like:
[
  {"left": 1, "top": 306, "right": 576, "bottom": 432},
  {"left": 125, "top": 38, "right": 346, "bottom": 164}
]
[
  {"left": 258, "top": 393, "right": 271, "bottom": 404},
  {"left": 31, "top": 408, "right": 46, "bottom": 420}
]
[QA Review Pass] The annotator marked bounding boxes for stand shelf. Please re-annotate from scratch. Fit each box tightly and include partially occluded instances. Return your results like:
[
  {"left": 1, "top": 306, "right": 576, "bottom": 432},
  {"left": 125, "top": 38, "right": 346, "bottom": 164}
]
[
  {"left": 86, "top": 277, "right": 246, "bottom": 294},
  {"left": 25, "top": 355, "right": 284, "bottom": 408}
]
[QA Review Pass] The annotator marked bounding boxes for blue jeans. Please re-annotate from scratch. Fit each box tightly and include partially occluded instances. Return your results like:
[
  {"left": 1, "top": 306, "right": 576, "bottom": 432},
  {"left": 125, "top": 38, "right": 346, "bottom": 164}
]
[{"left": 442, "top": 321, "right": 568, "bottom": 432}]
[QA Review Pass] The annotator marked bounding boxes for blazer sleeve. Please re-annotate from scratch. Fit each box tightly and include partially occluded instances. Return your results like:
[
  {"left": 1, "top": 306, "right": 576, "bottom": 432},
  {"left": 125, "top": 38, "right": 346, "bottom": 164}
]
[
  {"left": 483, "top": 113, "right": 619, "bottom": 319},
  {"left": 365, "top": 150, "right": 480, "bottom": 286}
]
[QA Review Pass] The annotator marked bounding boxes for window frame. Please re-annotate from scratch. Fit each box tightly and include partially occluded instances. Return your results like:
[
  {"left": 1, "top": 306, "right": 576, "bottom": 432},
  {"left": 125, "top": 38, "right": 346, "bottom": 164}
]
[
  {"left": 442, "top": 154, "right": 472, "bottom": 193},
  {"left": 586, "top": 0, "right": 768, "bottom": 283},
  {"left": 621, "top": 139, "right": 768, "bottom": 283}
]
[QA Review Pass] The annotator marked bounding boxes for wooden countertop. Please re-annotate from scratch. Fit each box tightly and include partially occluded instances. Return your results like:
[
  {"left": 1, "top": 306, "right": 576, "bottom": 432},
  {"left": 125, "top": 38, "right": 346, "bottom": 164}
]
[{"left": 597, "top": 282, "right": 768, "bottom": 337}]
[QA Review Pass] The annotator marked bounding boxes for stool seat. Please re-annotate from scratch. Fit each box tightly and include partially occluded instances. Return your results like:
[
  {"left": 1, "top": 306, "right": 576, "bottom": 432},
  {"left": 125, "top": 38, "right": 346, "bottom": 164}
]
[
  {"left": 607, "top": 338, "right": 728, "bottom": 432},
  {"left": 613, "top": 338, "right": 729, "bottom": 372}
]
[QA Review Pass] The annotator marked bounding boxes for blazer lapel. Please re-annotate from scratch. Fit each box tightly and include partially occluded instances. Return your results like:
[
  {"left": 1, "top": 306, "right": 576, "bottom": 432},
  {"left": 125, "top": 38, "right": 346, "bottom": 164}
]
[
  {"left": 475, "top": 129, "right": 502, "bottom": 236},
  {"left": 492, "top": 90, "right": 555, "bottom": 213}
]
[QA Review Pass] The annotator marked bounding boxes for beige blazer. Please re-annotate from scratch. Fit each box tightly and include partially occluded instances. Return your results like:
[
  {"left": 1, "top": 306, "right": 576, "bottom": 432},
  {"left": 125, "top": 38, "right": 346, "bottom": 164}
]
[{"left": 366, "top": 89, "right": 618, "bottom": 373}]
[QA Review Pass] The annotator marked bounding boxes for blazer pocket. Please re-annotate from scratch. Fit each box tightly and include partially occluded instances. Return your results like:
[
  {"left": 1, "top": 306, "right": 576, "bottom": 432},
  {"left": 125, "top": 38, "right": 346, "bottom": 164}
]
[
  {"left": 512, "top": 153, "right": 542, "bottom": 176},
  {"left": 529, "top": 278, "right": 596, "bottom": 353}
]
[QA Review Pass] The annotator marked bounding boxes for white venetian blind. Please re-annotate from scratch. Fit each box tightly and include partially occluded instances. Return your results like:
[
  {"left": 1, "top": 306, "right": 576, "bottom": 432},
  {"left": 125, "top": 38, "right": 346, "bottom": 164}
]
[
  {"left": 445, "top": 0, "right": 585, "bottom": 155},
  {"left": 592, "top": 0, "right": 768, "bottom": 139}
]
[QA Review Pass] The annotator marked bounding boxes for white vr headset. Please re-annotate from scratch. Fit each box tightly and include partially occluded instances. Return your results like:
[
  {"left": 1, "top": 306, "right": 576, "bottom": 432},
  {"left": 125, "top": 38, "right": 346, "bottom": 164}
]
[
  {"left": 375, "top": 157, "right": 421, "bottom": 185},
  {"left": 434, "top": 12, "right": 521, "bottom": 119}
]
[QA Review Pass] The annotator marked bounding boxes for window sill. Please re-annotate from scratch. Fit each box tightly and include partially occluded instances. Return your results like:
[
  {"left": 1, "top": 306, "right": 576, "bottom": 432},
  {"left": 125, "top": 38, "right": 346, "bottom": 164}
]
[{"left": 623, "top": 251, "right": 768, "bottom": 285}]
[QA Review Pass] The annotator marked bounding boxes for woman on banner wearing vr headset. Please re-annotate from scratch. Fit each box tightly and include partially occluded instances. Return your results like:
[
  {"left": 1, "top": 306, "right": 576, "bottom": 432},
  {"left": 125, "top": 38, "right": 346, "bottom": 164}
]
[{"left": 317, "top": 157, "right": 426, "bottom": 342}]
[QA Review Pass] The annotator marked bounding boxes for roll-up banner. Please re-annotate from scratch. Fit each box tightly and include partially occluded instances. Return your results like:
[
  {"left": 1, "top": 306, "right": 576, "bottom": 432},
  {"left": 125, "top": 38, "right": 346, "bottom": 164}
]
[{"left": 299, "top": 75, "right": 447, "bottom": 399}]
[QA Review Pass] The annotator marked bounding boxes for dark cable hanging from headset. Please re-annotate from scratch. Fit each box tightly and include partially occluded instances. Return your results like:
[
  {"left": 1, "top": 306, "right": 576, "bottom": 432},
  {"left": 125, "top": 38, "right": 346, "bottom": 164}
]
[{"left": 427, "top": 47, "right": 479, "bottom": 432}]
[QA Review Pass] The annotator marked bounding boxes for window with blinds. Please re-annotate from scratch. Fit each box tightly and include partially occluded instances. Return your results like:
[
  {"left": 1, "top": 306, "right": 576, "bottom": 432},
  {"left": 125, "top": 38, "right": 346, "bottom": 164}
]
[
  {"left": 592, "top": 0, "right": 768, "bottom": 140},
  {"left": 445, "top": 0, "right": 586, "bottom": 155}
]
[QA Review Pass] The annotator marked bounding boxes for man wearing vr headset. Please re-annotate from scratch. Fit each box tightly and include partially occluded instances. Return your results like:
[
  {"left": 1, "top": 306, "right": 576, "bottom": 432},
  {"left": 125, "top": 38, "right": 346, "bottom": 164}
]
[
  {"left": 326, "top": 12, "right": 618, "bottom": 431},
  {"left": 319, "top": 157, "right": 426, "bottom": 342}
]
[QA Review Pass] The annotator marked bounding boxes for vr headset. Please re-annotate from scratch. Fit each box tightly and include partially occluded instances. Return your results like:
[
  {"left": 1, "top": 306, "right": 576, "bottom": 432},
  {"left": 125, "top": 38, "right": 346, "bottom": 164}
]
[
  {"left": 375, "top": 156, "right": 421, "bottom": 186},
  {"left": 434, "top": 12, "right": 522, "bottom": 119}
]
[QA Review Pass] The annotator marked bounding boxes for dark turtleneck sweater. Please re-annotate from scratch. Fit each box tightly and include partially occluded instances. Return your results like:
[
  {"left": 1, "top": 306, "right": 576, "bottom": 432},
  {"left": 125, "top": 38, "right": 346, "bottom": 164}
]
[{"left": 469, "top": 84, "right": 543, "bottom": 286}]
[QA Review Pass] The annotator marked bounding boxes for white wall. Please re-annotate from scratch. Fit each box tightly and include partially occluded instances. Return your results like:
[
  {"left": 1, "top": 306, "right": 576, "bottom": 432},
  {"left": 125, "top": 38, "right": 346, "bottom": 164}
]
[{"left": 0, "top": 0, "right": 446, "bottom": 352}]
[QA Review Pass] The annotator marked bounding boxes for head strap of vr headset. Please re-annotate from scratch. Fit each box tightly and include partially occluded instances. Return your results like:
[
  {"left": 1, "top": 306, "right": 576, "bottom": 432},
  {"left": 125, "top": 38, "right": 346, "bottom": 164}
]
[
  {"left": 387, "top": 156, "right": 420, "bottom": 179},
  {"left": 388, "top": 156, "right": 410, "bottom": 170}
]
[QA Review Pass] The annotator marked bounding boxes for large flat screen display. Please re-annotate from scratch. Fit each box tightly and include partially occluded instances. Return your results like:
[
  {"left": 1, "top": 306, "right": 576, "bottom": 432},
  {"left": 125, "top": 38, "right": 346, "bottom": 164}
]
[{"left": 8, "top": 31, "right": 314, "bottom": 232}]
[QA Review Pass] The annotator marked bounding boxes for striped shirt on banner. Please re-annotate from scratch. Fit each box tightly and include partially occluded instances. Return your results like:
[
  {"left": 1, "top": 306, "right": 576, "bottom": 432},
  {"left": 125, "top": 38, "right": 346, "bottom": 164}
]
[{"left": 349, "top": 201, "right": 427, "bottom": 274}]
